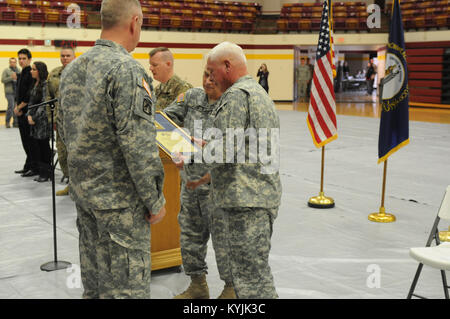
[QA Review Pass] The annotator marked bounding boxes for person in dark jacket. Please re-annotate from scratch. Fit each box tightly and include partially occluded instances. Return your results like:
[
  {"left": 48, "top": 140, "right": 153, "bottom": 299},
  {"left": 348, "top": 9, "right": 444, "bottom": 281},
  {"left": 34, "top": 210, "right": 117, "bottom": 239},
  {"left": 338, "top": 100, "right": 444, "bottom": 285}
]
[
  {"left": 257, "top": 63, "right": 269, "bottom": 93},
  {"left": 366, "top": 60, "right": 376, "bottom": 95},
  {"left": 27, "top": 61, "right": 51, "bottom": 182},
  {"left": 14, "top": 49, "right": 37, "bottom": 177}
]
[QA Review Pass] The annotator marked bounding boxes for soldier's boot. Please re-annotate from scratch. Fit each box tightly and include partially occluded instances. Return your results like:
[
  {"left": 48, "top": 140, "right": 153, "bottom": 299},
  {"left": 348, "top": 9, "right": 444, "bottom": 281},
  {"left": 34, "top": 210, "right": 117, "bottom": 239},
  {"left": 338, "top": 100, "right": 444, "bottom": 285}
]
[
  {"left": 217, "top": 282, "right": 237, "bottom": 299},
  {"left": 56, "top": 185, "right": 69, "bottom": 196},
  {"left": 174, "top": 274, "right": 209, "bottom": 299}
]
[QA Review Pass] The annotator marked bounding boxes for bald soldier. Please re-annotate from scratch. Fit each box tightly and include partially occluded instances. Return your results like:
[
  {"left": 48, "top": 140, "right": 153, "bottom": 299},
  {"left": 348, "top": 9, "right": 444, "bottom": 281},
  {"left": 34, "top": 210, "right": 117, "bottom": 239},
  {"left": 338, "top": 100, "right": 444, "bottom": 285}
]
[
  {"left": 149, "top": 47, "right": 193, "bottom": 111},
  {"left": 58, "top": 0, "right": 166, "bottom": 299},
  {"left": 205, "top": 42, "right": 282, "bottom": 298},
  {"left": 164, "top": 69, "right": 235, "bottom": 299},
  {"left": 46, "top": 46, "right": 76, "bottom": 196}
]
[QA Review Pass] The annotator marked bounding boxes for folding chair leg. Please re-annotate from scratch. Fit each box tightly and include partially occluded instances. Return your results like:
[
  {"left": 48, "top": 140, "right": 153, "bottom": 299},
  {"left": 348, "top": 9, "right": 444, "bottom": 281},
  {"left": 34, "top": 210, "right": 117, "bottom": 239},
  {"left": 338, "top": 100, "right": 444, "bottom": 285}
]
[
  {"left": 441, "top": 270, "right": 449, "bottom": 299},
  {"left": 407, "top": 263, "right": 424, "bottom": 299}
]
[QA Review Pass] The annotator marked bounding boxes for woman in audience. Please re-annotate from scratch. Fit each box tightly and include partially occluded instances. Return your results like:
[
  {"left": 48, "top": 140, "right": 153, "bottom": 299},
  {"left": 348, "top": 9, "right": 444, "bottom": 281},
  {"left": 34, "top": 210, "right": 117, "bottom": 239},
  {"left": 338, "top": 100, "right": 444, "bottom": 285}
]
[
  {"left": 257, "top": 63, "right": 269, "bottom": 93},
  {"left": 27, "top": 61, "right": 51, "bottom": 182}
]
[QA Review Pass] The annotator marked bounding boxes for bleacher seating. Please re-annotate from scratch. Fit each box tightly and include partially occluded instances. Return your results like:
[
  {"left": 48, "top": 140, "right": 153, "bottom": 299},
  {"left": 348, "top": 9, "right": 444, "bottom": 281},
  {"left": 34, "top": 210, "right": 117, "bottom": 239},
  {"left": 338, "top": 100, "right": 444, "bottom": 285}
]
[
  {"left": 386, "top": 0, "right": 450, "bottom": 30},
  {"left": 279, "top": 0, "right": 450, "bottom": 33},
  {"left": 406, "top": 44, "right": 450, "bottom": 105},
  {"left": 0, "top": 0, "right": 261, "bottom": 33},
  {"left": 278, "top": 1, "right": 369, "bottom": 33}
]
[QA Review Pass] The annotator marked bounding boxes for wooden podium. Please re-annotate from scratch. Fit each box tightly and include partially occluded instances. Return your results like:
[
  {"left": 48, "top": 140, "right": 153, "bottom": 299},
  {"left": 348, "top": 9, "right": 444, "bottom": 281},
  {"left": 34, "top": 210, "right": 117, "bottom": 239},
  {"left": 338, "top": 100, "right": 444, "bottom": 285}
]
[{"left": 150, "top": 149, "right": 182, "bottom": 271}]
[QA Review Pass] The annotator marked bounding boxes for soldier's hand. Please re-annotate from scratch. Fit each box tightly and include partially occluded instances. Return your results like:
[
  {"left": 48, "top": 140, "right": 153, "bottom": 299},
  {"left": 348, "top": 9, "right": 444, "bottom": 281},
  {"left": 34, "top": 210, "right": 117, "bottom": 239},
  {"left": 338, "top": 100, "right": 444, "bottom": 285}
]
[
  {"left": 186, "top": 180, "right": 201, "bottom": 190},
  {"left": 186, "top": 173, "right": 210, "bottom": 190},
  {"left": 191, "top": 136, "right": 207, "bottom": 147},
  {"left": 172, "top": 151, "right": 186, "bottom": 170},
  {"left": 146, "top": 206, "right": 166, "bottom": 225}
]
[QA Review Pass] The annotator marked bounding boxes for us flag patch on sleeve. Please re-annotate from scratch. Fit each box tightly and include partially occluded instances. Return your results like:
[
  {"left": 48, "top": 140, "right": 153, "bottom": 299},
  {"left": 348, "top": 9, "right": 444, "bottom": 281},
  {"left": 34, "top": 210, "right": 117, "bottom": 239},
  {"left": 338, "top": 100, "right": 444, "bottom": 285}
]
[
  {"left": 176, "top": 93, "right": 185, "bottom": 103},
  {"left": 142, "top": 78, "right": 152, "bottom": 98}
]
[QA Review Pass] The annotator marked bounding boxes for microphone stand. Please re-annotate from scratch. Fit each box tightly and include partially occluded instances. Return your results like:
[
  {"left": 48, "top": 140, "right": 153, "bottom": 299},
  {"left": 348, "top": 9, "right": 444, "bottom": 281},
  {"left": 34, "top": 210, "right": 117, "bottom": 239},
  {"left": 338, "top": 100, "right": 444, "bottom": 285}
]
[{"left": 30, "top": 99, "right": 72, "bottom": 272}]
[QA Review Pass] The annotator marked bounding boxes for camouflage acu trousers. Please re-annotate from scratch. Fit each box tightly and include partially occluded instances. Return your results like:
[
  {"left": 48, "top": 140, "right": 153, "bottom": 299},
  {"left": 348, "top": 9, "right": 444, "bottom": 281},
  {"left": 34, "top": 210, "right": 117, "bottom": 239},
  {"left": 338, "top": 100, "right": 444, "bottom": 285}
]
[
  {"left": 297, "top": 80, "right": 309, "bottom": 102},
  {"left": 75, "top": 202, "right": 151, "bottom": 299},
  {"left": 214, "top": 207, "right": 278, "bottom": 299},
  {"left": 178, "top": 187, "right": 232, "bottom": 283},
  {"left": 56, "top": 129, "right": 68, "bottom": 177}
]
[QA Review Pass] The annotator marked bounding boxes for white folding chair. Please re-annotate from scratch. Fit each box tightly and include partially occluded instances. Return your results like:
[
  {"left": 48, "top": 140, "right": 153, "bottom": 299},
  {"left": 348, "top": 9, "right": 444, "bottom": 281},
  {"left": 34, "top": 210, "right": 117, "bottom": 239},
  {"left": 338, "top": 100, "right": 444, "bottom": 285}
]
[{"left": 407, "top": 185, "right": 450, "bottom": 299}]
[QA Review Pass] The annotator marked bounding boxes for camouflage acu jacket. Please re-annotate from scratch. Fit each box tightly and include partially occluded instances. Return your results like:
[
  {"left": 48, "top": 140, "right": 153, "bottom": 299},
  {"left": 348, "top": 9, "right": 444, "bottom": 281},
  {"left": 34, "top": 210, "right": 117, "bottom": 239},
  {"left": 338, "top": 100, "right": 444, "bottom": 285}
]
[
  {"left": 154, "top": 74, "right": 193, "bottom": 111},
  {"left": 58, "top": 39, "right": 165, "bottom": 214},
  {"left": 209, "top": 75, "right": 282, "bottom": 209},
  {"left": 164, "top": 87, "right": 217, "bottom": 191},
  {"left": 46, "top": 65, "right": 64, "bottom": 122}
]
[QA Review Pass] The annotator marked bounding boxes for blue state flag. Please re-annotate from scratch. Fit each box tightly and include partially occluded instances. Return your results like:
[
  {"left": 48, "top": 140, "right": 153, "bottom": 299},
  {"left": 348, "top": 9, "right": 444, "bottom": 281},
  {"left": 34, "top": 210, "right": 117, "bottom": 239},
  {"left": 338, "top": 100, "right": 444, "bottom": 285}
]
[{"left": 378, "top": 0, "right": 409, "bottom": 164}]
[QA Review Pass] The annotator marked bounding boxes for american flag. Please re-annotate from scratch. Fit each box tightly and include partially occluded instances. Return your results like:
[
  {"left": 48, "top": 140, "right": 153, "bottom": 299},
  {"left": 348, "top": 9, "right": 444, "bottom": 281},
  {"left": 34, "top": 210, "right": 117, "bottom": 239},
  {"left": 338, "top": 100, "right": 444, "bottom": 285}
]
[{"left": 307, "top": 0, "right": 337, "bottom": 148}]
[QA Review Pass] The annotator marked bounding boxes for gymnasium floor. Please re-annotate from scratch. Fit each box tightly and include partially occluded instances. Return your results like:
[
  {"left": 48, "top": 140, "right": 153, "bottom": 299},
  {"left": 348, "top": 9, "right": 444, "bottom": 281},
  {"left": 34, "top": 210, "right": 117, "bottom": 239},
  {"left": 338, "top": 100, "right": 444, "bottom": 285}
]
[{"left": 0, "top": 93, "right": 449, "bottom": 299}]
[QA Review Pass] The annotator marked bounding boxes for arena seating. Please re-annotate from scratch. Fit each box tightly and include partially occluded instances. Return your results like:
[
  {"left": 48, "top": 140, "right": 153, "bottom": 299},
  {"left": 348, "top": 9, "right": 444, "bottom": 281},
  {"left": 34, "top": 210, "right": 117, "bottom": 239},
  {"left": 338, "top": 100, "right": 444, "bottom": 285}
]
[
  {"left": 407, "top": 42, "right": 450, "bottom": 105},
  {"left": 0, "top": 0, "right": 261, "bottom": 33},
  {"left": 386, "top": 0, "right": 450, "bottom": 30},
  {"left": 278, "top": 0, "right": 450, "bottom": 33},
  {"left": 277, "top": 1, "right": 369, "bottom": 33}
]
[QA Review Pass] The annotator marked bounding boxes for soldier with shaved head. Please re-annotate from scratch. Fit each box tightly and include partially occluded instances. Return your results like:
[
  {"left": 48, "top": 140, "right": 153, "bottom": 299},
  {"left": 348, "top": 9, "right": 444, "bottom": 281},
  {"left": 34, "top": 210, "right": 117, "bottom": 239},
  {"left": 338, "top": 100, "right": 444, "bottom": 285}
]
[
  {"left": 205, "top": 42, "right": 282, "bottom": 298},
  {"left": 58, "top": 0, "right": 166, "bottom": 299},
  {"left": 149, "top": 47, "right": 193, "bottom": 111}
]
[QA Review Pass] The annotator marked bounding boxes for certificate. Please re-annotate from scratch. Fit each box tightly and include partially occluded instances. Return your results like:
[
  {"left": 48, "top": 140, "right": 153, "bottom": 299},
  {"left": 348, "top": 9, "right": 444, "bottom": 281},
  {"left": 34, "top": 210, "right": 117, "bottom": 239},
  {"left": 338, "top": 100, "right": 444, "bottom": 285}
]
[{"left": 155, "top": 111, "right": 202, "bottom": 159}]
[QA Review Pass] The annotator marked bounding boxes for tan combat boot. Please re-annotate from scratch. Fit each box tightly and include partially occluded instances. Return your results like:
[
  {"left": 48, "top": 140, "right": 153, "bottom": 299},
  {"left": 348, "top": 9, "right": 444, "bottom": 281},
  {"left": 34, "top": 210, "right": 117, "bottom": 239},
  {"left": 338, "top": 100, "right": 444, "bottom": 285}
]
[
  {"left": 174, "top": 274, "right": 209, "bottom": 299},
  {"left": 217, "top": 282, "right": 236, "bottom": 299},
  {"left": 56, "top": 186, "right": 69, "bottom": 196}
]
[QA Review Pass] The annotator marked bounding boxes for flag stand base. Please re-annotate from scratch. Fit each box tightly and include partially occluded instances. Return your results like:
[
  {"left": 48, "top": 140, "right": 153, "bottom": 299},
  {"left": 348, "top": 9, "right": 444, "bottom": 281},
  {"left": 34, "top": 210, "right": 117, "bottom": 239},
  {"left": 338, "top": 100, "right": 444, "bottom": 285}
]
[
  {"left": 308, "top": 192, "right": 335, "bottom": 209},
  {"left": 40, "top": 261, "right": 71, "bottom": 272},
  {"left": 439, "top": 227, "right": 450, "bottom": 242},
  {"left": 368, "top": 206, "right": 396, "bottom": 223}
]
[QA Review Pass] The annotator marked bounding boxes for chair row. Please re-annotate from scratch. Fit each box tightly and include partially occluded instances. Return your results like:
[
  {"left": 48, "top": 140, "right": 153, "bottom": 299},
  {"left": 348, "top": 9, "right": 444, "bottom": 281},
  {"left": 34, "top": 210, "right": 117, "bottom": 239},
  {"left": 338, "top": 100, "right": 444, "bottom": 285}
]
[
  {"left": 0, "top": 6, "right": 88, "bottom": 26},
  {"left": 282, "top": 3, "right": 366, "bottom": 14},
  {"left": 277, "top": 17, "right": 369, "bottom": 33},
  {"left": 145, "top": 7, "right": 257, "bottom": 19},
  {"left": 404, "top": 14, "right": 450, "bottom": 30},
  {"left": 0, "top": 7, "right": 256, "bottom": 33},
  {"left": 283, "top": 1, "right": 366, "bottom": 8},
  {"left": 280, "top": 10, "right": 369, "bottom": 20},
  {"left": 386, "top": 0, "right": 450, "bottom": 11},
  {"left": 144, "top": 0, "right": 261, "bottom": 12},
  {"left": 402, "top": 7, "right": 450, "bottom": 17},
  {"left": 0, "top": 0, "right": 262, "bottom": 14},
  {"left": 143, "top": 14, "right": 254, "bottom": 32}
]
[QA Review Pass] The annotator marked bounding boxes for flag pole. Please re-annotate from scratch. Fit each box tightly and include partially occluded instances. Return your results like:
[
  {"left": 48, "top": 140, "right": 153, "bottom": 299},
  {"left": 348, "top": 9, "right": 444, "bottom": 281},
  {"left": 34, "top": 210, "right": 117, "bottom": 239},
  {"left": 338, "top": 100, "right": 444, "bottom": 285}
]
[
  {"left": 308, "top": 145, "right": 335, "bottom": 208},
  {"left": 369, "top": 159, "right": 396, "bottom": 222}
]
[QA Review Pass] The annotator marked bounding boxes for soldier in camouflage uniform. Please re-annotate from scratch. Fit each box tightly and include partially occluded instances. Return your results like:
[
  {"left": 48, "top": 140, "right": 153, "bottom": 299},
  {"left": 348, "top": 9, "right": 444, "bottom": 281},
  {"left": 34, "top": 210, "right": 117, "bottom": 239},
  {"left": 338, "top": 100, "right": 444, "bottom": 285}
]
[
  {"left": 58, "top": 0, "right": 166, "bottom": 299},
  {"left": 164, "top": 69, "right": 235, "bottom": 299},
  {"left": 295, "top": 57, "right": 312, "bottom": 102},
  {"left": 46, "top": 46, "right": 76, "bottom": 196},
  {"left": 149, "top": 47, "right": 193, "bottom": 111},
  {"left": 205, "top": 42, "right": 282, "bottom": 299}
]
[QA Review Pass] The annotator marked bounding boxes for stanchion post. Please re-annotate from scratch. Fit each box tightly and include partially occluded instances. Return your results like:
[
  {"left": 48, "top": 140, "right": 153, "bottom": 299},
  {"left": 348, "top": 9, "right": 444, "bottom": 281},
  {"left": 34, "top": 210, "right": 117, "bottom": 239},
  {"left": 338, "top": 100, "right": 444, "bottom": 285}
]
[
  {"left": 308, "top": 145, "right": 335, "bottom": 209},
  {"left": 39, "top": 99, "right": 71, "bottom": 271},
  {"left": 369, "top": 159, "right": 396, "bottom": 223}
]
